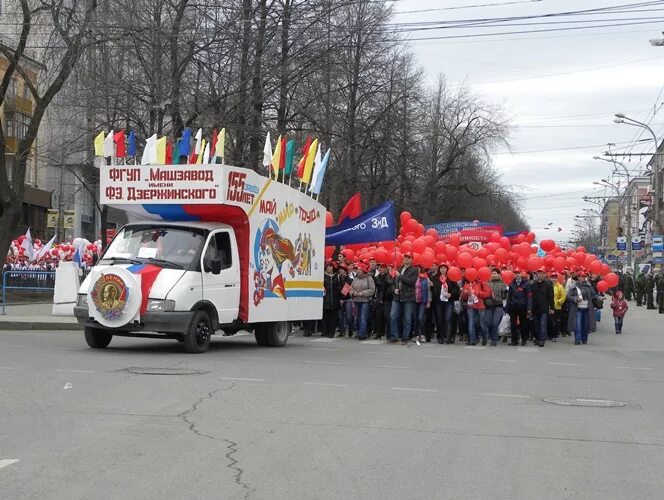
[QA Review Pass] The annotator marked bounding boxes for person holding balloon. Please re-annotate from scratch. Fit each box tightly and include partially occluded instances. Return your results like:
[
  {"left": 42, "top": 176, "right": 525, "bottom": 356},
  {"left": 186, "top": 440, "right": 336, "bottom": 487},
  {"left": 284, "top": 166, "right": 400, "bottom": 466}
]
[{"left": 460, "top": 270, "right": 492, "bottom": 346}]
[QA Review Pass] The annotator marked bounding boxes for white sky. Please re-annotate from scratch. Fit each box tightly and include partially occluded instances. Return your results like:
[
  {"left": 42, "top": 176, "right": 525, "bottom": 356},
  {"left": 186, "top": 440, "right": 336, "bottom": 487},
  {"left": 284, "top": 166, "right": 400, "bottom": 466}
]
[{"left": 393, "top": 0, "right": 664, "bottom": 244}]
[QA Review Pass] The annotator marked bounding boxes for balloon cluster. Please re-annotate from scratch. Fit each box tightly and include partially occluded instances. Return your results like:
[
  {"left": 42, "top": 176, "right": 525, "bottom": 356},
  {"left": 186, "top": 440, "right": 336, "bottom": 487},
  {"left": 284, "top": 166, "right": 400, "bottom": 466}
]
[
  {"left": 325, "top": 210, "right": 617, "bottom": 290},
  {"left": 6, "top": 235, "right": 103, "bottom": 266}
]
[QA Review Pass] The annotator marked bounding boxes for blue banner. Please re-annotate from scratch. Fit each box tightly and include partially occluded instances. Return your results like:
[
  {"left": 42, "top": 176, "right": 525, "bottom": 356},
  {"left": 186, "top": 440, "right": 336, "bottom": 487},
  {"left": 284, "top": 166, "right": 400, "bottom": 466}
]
[
  {"left": 325, "top": 201, "right": 396, "bottom": 246},
  {"left": 426, "top": 220, "right": 498, "bottom": 235}
]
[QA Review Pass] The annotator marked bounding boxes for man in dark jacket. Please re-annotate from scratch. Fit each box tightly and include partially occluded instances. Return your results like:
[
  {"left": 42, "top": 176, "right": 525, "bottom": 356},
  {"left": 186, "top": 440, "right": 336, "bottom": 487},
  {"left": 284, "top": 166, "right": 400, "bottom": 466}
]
[
  {"left": 635, "top": 272, "right": 646, "bottom": 306},
  {"left": 656, "top": 269, "right": 664, "bottom": 314},
  {"left": 427, "top": 264, "right": 443, "bottom": 343},
  {"left": 621, "top": 271, "right": 635, "bottom": 301},
  {"left": 389, "top": 254, "right": 419, "bottom": 344},
  {"left": 506, "top": 271, "right": 532, "bottom": 346},
  {"left": 372, "top": 263, "right": 388, "bottom": 338},
  {"left": 530, "top": 269, "right": 554, "bottom": 347},
  {"left": 321, "top": 261, "right": 341, "bottom": 337},
  {"left": 646, "top": 273, "right": 656, "bottom": 309}
]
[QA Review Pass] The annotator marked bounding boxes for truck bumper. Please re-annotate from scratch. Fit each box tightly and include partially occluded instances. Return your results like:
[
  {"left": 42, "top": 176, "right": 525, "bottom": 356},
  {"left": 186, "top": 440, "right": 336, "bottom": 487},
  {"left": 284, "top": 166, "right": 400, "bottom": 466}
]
[{"left": 74, "top": 306, "right": 194, "bottom": 334}]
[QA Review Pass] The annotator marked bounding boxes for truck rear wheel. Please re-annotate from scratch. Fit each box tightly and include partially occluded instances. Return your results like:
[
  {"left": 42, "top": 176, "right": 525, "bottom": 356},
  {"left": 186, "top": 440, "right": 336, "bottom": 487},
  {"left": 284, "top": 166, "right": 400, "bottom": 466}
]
[
  {"left": 183, "top": 310, "right": 212, "bottom": 353},
  {"left": 84, "top": 327, "right": 113, "bottom": 349},
  {"left": 267, "top": 321, "right": 291, "bottom": 347}
]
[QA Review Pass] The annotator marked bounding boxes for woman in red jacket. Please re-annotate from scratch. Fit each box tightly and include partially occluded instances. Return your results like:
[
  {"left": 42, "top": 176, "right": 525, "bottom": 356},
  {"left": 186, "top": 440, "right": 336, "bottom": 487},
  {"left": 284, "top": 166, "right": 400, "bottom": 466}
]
[{"left": 460, "top": 277, "right": 492, "bottom": 346}]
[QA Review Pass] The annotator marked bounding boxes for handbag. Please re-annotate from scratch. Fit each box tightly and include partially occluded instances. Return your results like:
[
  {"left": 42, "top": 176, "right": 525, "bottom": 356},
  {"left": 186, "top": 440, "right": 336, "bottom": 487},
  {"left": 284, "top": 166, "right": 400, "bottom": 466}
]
[{"left": 592, "top": 296, "right": 604, "bottom": 309}]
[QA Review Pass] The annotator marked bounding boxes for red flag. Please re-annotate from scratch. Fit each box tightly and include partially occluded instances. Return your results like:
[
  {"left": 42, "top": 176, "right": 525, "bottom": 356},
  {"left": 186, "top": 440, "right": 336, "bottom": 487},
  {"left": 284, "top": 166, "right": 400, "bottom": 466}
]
[
  {"left": 337, "top": 192, "right": 362, "bottom": 224},
  {"left": 188, "top": 150, "right": 197, "bottom": 164},
  {"left": 165, "top": 140, "right": 173, "bottom": 164},
  {"left": 279, "top": 136, "right": 287, "bottom": 170},
  {"left": 113, "top": 130, "right": 126, "bottom": 158},
  {"left": 297, "top": 136, "right": 312, "bottom": 178},
  {"left": 210, "top": 128, "right": 218, "bottom": 157}
]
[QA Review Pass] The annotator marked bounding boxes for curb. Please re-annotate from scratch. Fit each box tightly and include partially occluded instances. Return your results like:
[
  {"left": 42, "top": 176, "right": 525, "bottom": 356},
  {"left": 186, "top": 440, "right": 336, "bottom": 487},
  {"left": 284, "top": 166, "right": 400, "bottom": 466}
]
[{"left": 0, "top": 321, "right": 81, "bottom": 331}]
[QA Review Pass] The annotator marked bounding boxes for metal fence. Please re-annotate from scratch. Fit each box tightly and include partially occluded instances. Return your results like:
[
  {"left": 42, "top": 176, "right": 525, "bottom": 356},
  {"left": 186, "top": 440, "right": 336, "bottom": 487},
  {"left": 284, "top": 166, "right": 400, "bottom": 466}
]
[{"left": 1, "top": 271, "right": 56, "bottom": 315}]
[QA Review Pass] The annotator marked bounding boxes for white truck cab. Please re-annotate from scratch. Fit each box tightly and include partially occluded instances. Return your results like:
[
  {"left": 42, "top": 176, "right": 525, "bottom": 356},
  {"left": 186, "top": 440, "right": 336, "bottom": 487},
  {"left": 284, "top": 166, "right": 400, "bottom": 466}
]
[{"left": 75, "top": 164, "right": 325, "bottom": 353}]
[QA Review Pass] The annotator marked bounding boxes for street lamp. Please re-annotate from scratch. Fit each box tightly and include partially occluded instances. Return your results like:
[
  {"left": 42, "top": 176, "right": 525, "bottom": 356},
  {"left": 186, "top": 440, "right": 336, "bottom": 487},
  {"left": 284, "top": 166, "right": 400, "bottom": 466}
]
[{"left": 614, "top": 112, "right": 661, "bottom": 235}]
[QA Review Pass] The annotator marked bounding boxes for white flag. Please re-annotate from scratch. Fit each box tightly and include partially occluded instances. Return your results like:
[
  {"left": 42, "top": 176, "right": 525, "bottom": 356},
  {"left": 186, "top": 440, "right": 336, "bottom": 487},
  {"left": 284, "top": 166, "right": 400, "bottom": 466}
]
[
  {"left": 194, "top": 128, "right": 203, "bottom": 154},
  {"left": 203, "top": 142, "right": 211, "bottom": 164},
  {"left": 21, "top": 228, "right": 35, "bottom": 261},
  {"left": 141, "top": 134, "right": 157, "bottom": 165},
  {"left": 103, "top": 129, "right": 115, "bottom": 157},
  {"left": 262, "top": 132, "right": 272, "bottom": 170},
  {"left": 36, "top": 234, "right": 56, "bottom": 260},
  {"left": 308, "top": 143, "right": 322, "bottom": 193}
]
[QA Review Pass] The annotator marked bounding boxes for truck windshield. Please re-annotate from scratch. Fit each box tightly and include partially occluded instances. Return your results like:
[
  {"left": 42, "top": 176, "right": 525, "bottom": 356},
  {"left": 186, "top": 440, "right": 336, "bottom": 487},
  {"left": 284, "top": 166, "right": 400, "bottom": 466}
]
[{"left": 102, "top": 226, "right": 205, "bottom": 269}]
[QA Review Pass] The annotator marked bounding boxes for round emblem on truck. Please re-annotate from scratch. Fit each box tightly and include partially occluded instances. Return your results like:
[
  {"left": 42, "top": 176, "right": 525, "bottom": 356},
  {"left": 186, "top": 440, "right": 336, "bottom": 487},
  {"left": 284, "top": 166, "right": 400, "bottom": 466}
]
[{"left": 91, "top": 273, "right": 128, "bottom": 320}]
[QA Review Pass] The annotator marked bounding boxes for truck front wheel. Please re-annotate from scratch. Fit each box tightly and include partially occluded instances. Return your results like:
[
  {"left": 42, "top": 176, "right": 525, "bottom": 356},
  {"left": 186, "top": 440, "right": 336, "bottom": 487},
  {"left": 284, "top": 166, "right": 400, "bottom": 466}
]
[
  {"left": 183, "top": 310, "right": 212, "bottom": 353},
  {"left": 84, "top": 327, "right": 113, "bottom": 349}
]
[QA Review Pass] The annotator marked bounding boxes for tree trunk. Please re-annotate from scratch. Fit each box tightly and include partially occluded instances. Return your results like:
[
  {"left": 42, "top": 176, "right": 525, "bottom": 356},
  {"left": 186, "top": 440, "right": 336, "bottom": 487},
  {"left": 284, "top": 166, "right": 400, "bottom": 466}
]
[{"left": 248, "top": 0, "right": 268, "bottom": 170}]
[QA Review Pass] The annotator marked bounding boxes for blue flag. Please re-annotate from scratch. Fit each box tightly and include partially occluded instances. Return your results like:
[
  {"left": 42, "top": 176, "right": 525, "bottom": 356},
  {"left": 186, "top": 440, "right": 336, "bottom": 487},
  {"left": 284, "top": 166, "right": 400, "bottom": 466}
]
[
  {"left": 325, "top": 201, "right": 396, "bottom": 246},
  {"left": 179, "top": 128, "right": 192, "bottom": 157},
  {"left": 72, "top": 247, "right": 82, "bottom": 268},
  {"left": 127, "top": 130, "right": 137, "bottom": 157}
]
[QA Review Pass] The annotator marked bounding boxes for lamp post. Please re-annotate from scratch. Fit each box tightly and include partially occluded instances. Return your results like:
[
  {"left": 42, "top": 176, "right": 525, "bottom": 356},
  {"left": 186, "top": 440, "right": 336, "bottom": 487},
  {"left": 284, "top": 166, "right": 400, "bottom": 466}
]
[
  {"left": 614, "top": 113, "right": 661, "bottom": 235},
  {"left": 594, "top": 155, "right": 635, "bottom": 269}
]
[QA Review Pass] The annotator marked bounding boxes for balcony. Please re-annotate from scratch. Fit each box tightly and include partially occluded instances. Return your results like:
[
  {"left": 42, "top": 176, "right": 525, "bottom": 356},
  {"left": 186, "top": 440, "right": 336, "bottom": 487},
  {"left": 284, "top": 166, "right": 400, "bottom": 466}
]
[{"left": 3, "top": 95, "right": 33, "bottom": 115}]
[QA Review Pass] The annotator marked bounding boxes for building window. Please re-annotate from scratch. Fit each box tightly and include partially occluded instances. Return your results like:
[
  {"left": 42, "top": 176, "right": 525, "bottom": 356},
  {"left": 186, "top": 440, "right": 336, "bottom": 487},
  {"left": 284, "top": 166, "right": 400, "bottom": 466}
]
[{"left": 4, "top": 112, "right": 30, "bottom": 139}]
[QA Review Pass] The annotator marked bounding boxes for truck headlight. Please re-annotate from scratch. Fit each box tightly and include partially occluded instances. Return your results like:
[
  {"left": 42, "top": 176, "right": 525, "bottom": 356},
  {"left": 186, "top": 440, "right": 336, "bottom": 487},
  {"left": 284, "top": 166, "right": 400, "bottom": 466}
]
[
  {"left": 77, "top": 294, "right": 88, "bottom": 307},
  {"left": 146, "top": 299, "right": 175, "bottom": 312}
]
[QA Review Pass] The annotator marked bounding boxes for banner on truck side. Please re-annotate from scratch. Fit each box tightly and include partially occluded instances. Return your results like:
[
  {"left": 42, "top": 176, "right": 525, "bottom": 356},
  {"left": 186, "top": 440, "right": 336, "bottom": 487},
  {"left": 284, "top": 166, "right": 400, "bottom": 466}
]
[{"left": 100, "top": 164, "right": 225, "bottom": 204}]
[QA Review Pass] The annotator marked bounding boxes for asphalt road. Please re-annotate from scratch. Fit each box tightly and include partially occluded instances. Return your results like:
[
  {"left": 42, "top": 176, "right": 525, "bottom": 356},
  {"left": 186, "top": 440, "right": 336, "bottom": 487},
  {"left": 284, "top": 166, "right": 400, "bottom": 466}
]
[{"left": 2, "top": 305, "right": 664, "bottom": 500}]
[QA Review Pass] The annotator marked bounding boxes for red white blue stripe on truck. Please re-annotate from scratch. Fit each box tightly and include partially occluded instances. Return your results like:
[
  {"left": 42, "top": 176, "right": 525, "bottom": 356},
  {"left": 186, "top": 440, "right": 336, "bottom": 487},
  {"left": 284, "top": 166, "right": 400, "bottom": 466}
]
[{"left": 126, "top": 264, "right": 163, "bottom": 314}]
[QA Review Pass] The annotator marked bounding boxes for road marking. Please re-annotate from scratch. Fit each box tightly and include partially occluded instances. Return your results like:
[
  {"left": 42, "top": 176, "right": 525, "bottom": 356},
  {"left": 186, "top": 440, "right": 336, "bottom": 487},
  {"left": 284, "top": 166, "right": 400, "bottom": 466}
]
[
  {"left": 482, "top": 393, "right": 530, "bottom": 399},
  {"left": 56, "top": 369, "right": 95, "bottom": 373},
  {"left": 304, "top": 382, "right": 348, "bottom": 388},
  {"left": 392, "top": 387, "right": 438, "bottom": 393},
  {"left": 424, "top": 355, "right": 455, "bottom": 359},
  {"left": 360, "top": 340, "right": 386, "bottom": 345},
  {"left": 0, "top": 459, "right": 19, "bottom": 470},
  {"left": 517, "top": 347, "right": 540, "bottom": 353},
  {"left": 0, "top": 367, "right": 16, "bottom": 370},
  {"left": 549, "top": 362, "right": 581, "bottom": 366},
  {"left": 485, "top": 358, "right": 516, "bottom": 363},
  {"left": 464, "top": 345, "right": 487, "bottom": 350},
  {"left": 617, "top": 366, "right": 651, "bottom": 371},
  {"left": 304, "top": 360, "right": 342, "bottom": 365},
  {"left": 219, "top": 377, "right": 265, "bottom": 382},
  {"left": 371, "top": 365, "right": 410, "bottom": 369},
  {"left": 63, "top": 383, "right": 73, "bottom": 390},
  {"left": 239, "top": 356, "right": 268, "bottom": 360},
  {"left": 311, "top": 338, "right": 337, "bottom": 343},
  {"left": 368, "top": 351, "right": 395, "bottom": 355},
  {"left": 310, "top": 347, "right": 340, "bottom": 351},
  {"left": 0, "top": 344, "right": 27, "bottom": 348}
]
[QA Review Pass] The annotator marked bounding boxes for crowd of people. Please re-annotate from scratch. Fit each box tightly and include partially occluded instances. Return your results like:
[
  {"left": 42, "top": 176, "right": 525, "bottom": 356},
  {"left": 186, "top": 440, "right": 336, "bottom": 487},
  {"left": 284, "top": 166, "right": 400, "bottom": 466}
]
[{"left": 303, "top": 252, "right": 664, "bottom": 347}]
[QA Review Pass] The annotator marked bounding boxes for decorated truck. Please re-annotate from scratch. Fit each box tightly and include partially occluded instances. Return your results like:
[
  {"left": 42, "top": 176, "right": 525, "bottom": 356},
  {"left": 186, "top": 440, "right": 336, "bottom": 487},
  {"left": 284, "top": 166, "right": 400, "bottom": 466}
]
[{"left": 74, "top": 164, "right": 325, "bottom": 353}]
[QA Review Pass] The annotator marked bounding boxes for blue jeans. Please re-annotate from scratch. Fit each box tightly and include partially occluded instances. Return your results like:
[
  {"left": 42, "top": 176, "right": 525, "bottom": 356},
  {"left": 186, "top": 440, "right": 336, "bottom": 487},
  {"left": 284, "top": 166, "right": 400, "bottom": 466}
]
[
  {"left": 390, "top": 301, "right": 416, "bottom": 340},
  {"left": 486, "top": 307, "right": 504, "bottom": 342},
  {"left": 416, "top": 303, "right": 427, "bottom": 337},
  {"left": 342, "top": 300, "right": 355, "bottom": 334},
  {"left": 441, "top": 302, "right": 453, "bottom": 341},
  {"left": 355, "top": 301, "right": 370, "bottom": 339},
  {"left": 575, "top": 308, "right": 589, "bottom": 343},
  {"left": 614, "top": 315, "right": 623, "bottom": 333},
  {"left": 535, "top": 313, "right": 548, "bottom": 344},
  {"left": 466, "top": 308, "right": 486, "bottom": 344}
]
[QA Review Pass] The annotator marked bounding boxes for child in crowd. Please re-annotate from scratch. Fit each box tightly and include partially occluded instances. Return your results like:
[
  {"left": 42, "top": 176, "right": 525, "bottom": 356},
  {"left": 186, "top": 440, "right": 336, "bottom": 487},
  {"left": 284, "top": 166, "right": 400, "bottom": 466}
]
[{"left": 610, "top": 290, "right": 629, "bottom": 334}]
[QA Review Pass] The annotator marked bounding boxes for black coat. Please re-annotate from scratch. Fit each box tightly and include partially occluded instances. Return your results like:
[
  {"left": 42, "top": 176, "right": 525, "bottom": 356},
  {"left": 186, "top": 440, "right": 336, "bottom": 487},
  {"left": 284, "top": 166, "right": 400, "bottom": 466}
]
[
  {"left": 430, "top": 272, "right": 443, "bottom": 304},
  {"left": 530, "top": 279, "right": 554, "bottom": 314},
  {"left": 339, "top": 275, "right": 353, "bottom": 301},
  {"left": 323, "top": 273, "right": 341, "bottom": 310},
  {"left": 396, "top": 265, "right": 419, "bottom": 302}
]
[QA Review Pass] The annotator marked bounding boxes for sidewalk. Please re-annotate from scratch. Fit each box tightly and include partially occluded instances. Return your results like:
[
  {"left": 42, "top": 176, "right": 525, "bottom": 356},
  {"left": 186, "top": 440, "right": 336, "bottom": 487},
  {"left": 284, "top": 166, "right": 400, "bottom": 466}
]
[{"left": 0, "top": 303, "right": 80, "bottom": 331}]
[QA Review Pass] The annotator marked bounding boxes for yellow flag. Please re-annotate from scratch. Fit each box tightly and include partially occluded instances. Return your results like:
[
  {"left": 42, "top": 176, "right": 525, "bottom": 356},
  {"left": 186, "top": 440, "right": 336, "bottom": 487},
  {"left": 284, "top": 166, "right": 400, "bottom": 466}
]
[
  {"left": 196, "top": 139, "right": 206, "bottom": 164},
  {"left": 94, "top": 131, "right": 105, "bottom": 157},
  {"left": 156, "top": 136, "right": 167, "bottom": 164},
  {"left": 216, "top": 128, "right": 225, "bottom": 164},
  {"left": 301, "top": 139, "right": 318, "bottom": 185},
  {"left": 271, "top": 134, "right": 282, "bottom": 176}
]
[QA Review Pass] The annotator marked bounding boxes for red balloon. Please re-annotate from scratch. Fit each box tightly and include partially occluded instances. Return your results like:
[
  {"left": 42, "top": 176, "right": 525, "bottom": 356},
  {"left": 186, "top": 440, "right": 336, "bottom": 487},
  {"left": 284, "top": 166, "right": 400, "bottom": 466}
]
[
  {"left": 435, "top": 253, "right": 447, "bottom": 265},
  {"left": 325, "top": 246, "right": 334, "bottom": 259},
  {"left": 400, "top": 211, "right": 412, "bottom": 224},
  {"left": 477, "top": 266, "right": 492, "bottom": 282},
  {"left": 325, "top": 211, "right": 334, "bottom": 227},
  {"left": 605, "top": 272, "right": 619, "bottom": 287},
  {"left": 448, "top": 235, "right": 461, "bottom": 248},
  {"left": 421, "top": 253, "right": 435, "bottom": 269},
  {"left": 576, "top": 246, "right": 587, "bottom": 253},
  {"left": 401, "top": 241, "right": 413, "bottom": 254},
  {"left": 374, "top": 248, "right": 388, "bottom": 264},
  {"left": 394, "top": 252, "right": 404, "bottom": 267},
  {"left": 566, "top": 257, "right": 577, "bottom": 269},
  {"left": 405, "top": 235, "right": 416, "bottom": 243},
  {"left": 477, "top": 247, "right": 490, "bottom": 259},
  {"left": 424, "top": 235, "right": 436, "bottom": 248},
  {"left": 489, "top": 232, "right": 501, "bottom": 243},
  {"left": 485, "top": 242, "right": 499, "bottom": 253},
  {"left": 445, "top": 245, "right": 458, "bottom": 261},
  {"left": 601, "top": 263, "right": 611, "bottom": 275},
  {"left": 425, "top": 228, "right": 438, "bottom": 239},
  {"left": 527, "top": 232, "right": 536, "bottom": 244},
  {"left": 417, "top": 223, "right": 424, "bottom": 236},
  {"left": 501, "top": 270, "right": 515, "bottom": 285},
  {"left": 447, "top": 266, "right": 462, "bottom": 282},
  {"left": 341, "top": 248, "right": 355, "bottom": 260},
  {"left": 527, "top": 256, "right": 542, "bottom": 272},
  {"left": 464, "top": 268, "right": 478, "bottom": 282},
  {"left": 516, "top": 242, "right": 531, "bottom": 257},
  {"left": 407, "top": 219, "right": 418, "bottom": 232},
  {"left": 500, "top": 236, "right": 511, "bottom": 249},
  {"left": 589, "top": 260, "right": 603, "bottom": 275},
  {"left": 381, "top": 240, "right": 395, "bottom": 252},
  {"left": 434, "top": 241, "right": 446, "bottom": 254},
  {"left": 553, "top": 257, "right": 566, "bottom": 272},
  {"left": 495, "top": 248, "right": 509, "bottom": 263},
  {"left": 473, "top": 257, "right": 487, "bottom": 269},
  {"left": 597, "top": 280, "right": 609, "bottom": 293},
  {"left": 574, "top": 252, "right": 586, "bottom": 265},
  {"left": 413, "top": 238, "right": 427, "bottom": 254},
  {"left": 540, "top": 239, "right": 555, "bottom": 252},
  {"left": 457, "top": 252, "right": 473, "bottom": 268},
  {"left": 516, "top": 234, "right": 526, "bottom": 244}
]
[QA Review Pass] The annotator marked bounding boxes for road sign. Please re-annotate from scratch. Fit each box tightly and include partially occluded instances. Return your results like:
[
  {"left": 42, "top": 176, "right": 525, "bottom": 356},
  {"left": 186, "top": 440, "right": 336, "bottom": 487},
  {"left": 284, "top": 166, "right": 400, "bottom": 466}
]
[{"left": 616, "top": 237, "right": 627, "bottom": 251}]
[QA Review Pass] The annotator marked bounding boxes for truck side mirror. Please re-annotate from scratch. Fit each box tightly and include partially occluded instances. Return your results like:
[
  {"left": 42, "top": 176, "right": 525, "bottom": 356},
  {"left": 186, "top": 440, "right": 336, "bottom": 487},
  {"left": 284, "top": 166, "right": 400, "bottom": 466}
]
[{"left": 210, "top": 258, "right": 222, "bottom": 275}]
